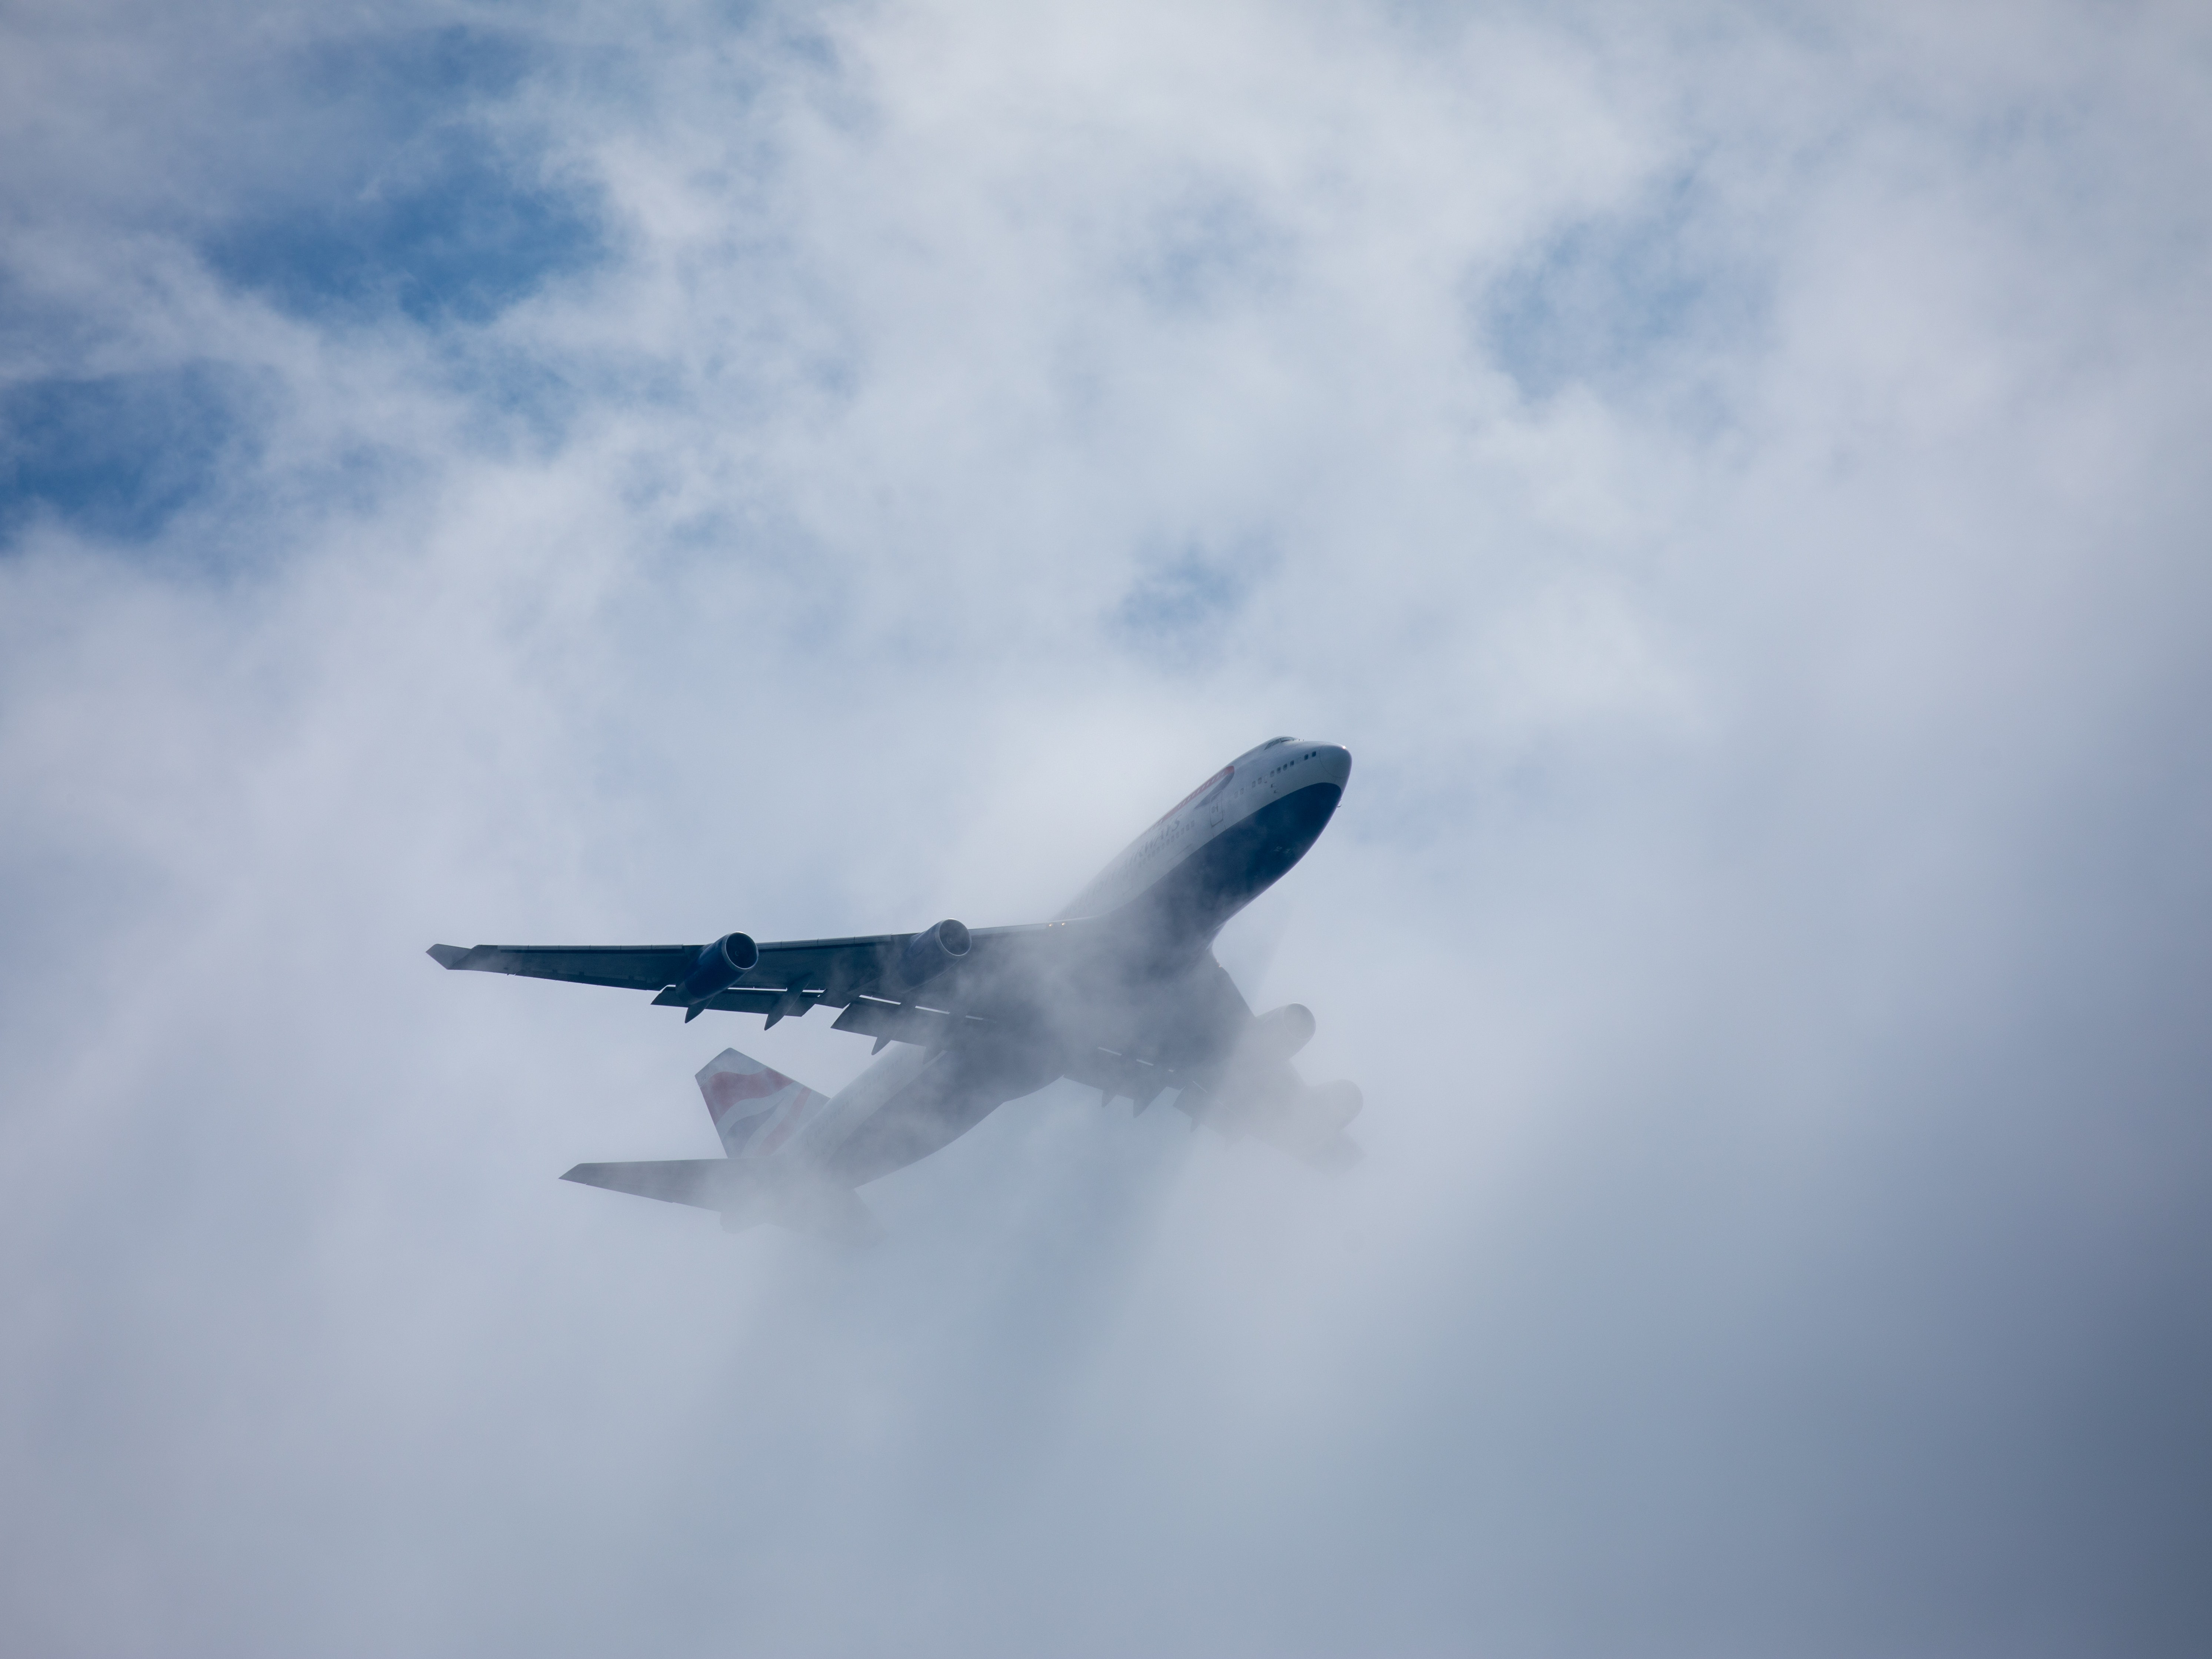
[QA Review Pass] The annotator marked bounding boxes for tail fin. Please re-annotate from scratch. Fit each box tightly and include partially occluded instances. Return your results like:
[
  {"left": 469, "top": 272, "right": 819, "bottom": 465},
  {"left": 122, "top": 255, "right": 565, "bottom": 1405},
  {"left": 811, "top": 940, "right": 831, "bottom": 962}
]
[
  {"left": 564, "top": 1158, "right": 761, "bottom": 1209},
  {"left": 695, "top": 1048, "right": 833, "bottom": 1158}
]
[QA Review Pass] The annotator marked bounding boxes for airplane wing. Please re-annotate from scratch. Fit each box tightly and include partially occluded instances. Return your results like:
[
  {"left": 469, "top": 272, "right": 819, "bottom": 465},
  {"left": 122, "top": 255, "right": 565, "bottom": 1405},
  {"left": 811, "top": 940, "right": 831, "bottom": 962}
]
[
  {"left": 424, "top": 943, "right": 696, "bottom": 990},
  {"left": 427, "top": 923, "right": 1078, "bottom": 1026}
]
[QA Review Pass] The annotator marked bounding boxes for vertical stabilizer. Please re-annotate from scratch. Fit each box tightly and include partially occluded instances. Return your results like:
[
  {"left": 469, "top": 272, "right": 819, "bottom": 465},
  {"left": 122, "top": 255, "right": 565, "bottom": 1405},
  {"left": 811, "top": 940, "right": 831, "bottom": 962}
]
[{"left": 695, "top": 1048, "right": 832, "bottom": 1159}]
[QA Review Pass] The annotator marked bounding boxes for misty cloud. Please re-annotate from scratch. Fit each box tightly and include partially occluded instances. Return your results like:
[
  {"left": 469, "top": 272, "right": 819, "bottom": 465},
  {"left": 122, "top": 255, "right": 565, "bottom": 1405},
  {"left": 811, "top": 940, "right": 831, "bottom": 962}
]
[
  {"left": 1, "top": 2, "right": 2207, "bottom": 1655},
  {"left": 1482, "top": 173, "right": 1762, "bottom": 406}
]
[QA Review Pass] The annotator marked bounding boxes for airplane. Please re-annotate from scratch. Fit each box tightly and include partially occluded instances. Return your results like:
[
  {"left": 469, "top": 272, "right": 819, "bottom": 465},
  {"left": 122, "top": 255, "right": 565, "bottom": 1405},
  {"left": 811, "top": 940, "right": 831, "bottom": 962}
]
[{"left": 428, "top": 737, "right": 1359, "bottom": 1240}]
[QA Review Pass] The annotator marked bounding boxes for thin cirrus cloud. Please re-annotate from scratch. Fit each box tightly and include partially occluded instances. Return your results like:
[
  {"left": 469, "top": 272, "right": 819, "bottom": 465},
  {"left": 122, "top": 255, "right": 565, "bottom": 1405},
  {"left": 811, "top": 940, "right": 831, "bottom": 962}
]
[{"left": 0, "top": 3, "right": 2208, "bottom": 1656}]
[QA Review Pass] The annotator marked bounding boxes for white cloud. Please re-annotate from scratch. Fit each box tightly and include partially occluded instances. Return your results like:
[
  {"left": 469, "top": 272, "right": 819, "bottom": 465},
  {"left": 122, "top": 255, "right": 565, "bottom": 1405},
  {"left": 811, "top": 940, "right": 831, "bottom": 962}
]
[{"left": 3, "top": 1, "right": 2209, "bottom": 1653}]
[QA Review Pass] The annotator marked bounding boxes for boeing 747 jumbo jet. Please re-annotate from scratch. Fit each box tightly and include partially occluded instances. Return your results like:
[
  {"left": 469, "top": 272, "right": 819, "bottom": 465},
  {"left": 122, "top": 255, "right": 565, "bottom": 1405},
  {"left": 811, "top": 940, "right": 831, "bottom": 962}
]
[{"left": 430, "top": 738, "right": 1358, "bottom": 1240}]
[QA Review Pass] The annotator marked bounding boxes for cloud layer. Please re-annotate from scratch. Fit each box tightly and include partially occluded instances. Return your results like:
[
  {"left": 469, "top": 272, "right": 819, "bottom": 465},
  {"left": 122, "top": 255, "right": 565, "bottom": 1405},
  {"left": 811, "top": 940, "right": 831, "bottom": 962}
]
[{"left": 3, "top": 2, "right": 2209, "bottom": 1653}]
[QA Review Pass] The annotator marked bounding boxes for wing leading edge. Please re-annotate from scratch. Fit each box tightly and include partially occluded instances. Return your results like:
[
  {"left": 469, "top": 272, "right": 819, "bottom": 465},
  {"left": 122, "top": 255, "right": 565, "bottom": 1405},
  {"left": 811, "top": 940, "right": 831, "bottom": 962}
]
[
  {"left": 426, "top": 922, "right": 1083, "bottom": 1026},
  {"left": 426, "top": 943, "right": 695, "bottom": 990}
]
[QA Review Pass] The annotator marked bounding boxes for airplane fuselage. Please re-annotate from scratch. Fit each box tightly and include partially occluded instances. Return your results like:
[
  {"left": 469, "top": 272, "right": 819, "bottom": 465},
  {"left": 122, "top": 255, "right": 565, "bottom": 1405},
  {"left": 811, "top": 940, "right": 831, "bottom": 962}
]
[{"left": 787, "top": 739, "right": 1352, "bottom": 1186}]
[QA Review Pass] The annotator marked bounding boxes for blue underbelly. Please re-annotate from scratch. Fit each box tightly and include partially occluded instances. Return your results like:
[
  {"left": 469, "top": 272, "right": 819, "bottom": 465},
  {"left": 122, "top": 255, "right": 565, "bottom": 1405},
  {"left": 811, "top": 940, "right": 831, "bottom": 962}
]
[{"left": 1123, "top": 780, "right": 1343, "bottom": 947}]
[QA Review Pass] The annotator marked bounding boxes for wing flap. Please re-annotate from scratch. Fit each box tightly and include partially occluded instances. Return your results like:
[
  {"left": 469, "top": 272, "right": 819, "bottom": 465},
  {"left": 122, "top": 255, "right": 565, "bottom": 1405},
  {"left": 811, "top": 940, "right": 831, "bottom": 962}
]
[
  {"left": 829, "top": 996, "right": 989, "bottom": 1049},
  {"left": 562, "top": 1158, "right": 878, "bottom": 1243},
  {"left": 1062, "top": 1046, "right": 1180, "bottom": 1109}
]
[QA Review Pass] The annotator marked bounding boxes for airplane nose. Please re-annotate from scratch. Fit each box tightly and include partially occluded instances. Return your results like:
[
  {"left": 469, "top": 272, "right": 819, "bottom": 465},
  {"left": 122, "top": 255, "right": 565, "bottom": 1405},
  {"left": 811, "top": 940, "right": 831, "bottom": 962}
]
[{"left": 1312, "top": 743, "right": 1352, "bottom": 787}]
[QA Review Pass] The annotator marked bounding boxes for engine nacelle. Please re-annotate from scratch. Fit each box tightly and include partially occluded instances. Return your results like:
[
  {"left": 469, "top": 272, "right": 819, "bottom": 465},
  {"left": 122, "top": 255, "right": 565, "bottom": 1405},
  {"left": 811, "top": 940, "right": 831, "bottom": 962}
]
[
  {"left": 888, "top": 918, "right": 971, "bottom": 993},
  {"left": 1304, "top": 1078, "right": 1363, "bottom": 1135},
  {"left": 1249, "top": 1003, "right": 1317, "bottom": 1059},
  {"left": 677, "top": 932, "right": 759, "bottom": 1004},
  {"left": 1232, "top": 1075, "right": 1364, "bottom": 1168}
]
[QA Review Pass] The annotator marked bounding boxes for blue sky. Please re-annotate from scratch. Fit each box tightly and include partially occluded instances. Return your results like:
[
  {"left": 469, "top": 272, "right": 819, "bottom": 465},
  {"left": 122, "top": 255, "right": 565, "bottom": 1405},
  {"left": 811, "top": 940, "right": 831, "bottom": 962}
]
[{"left": 2, "top": 3, "right": 2209, "bottom": 1655}]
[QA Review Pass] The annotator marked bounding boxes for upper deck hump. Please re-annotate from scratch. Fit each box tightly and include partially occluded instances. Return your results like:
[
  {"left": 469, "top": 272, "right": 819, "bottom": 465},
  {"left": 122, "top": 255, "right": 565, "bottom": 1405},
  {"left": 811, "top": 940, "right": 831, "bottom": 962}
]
[{"left": 1057, "top": 740, "right": 1350, "bottom": 933}]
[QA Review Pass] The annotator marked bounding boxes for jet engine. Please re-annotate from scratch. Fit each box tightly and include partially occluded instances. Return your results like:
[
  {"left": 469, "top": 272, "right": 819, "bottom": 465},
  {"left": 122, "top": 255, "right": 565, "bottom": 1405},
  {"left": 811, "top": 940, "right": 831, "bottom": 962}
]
[
  {"left": 888, "top": 919, "right": 971, "bottom": 992},
  {"left": 1249, "top": 1003, "right": 1317, "bottom": 1059},
  {"left": 677, "top": 932, "right": 759, "bottom": 1004},
  {"left": 1231, "top": 1076, "right": 1362, "bottom": 1168},
  {"left": 1304, "top": 1078, "right": 1363, "bottom": 1134}
]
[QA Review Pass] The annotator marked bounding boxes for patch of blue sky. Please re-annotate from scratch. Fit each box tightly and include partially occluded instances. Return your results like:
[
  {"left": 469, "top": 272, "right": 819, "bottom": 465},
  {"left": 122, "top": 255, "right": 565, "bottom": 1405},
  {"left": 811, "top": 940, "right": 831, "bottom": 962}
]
[
  {"left": 1482, "top": 174, "right": 1765, "bottom": 409},
  {"left": 260, "top": 441, "right": 424, "bottom": 536},
  {"left": 296, "top": 23, "right": 535, "bottom": 110},
  {"left": 0, "top": 273, "right": 109, "bottom": 379},
  {"left": 203, "top": 25, "right": 609, "bottom": 327},
  {"left": 1125, "top": 187, "right": 1297, "bottom": 317},
  {"left": 436, "top": 340, "right": 587, "bottom": 459},
  {"left": 0, "top": 364, "right": 262, "bottom": 546},
  {"left": 204, "top": 130, "right": 607, "bottom": 327},
  {"left": 1112, "top": 545, "right": 1264, "bottom": 663}
]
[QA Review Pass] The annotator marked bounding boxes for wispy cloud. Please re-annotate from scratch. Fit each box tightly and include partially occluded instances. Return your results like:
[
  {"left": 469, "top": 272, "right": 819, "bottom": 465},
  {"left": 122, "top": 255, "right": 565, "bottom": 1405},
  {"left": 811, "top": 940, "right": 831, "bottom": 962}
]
[{"left": 2, "top": 2, "right": 2208, "bottom": 1654}]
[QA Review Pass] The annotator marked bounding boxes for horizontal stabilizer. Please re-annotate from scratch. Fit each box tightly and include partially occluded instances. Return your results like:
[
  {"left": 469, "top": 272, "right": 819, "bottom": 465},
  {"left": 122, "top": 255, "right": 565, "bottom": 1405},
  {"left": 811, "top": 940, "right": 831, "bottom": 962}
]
[
  {"left": 562, "top": 1159, "right": 758, "bottom": 1210},
  {"left": 562, "top": 1158, "right": 877, "bottom": 1243}
]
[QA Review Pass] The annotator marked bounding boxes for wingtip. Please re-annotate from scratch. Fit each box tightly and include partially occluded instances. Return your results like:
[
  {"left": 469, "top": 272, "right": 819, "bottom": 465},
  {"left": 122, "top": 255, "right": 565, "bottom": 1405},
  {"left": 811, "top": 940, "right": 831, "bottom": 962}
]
[{"left": 426, "top": 944, "right": 470, "bottom": 969}]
